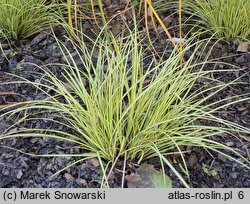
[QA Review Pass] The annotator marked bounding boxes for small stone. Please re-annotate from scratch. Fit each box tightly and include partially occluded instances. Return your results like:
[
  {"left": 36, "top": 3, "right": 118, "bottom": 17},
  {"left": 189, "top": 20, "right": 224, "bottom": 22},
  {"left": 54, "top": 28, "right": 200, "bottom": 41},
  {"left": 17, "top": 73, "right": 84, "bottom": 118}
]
[
  {"left": 243, "top": 173, "right": 249, "bottom": 178},
  {"left": 30, "top": 32, "right": 48, "bottom": 46},
  {"left": 243, "top": 181, "right": 250, "bottom": 187},
  {"left": 215, "top": 43, "right": 223, "bottom": 48},
  {"left": 237, "top": 41, "right": 250, "bottom": 52},
  {"left": 16, "top": 170, "right": 23, "bottom": 179},
  {"left": 187, "top": 154, "right": 197, "bottom": 167},
  {"left": 218, "top": 153, "right": 227, "bottom": 162},
  {"left": 225, "top": 142, "right": 234, "bottom": 147},
  {"left": 3, "top": 169, "right": 10, "bottom": 176},
  {"left": 219, "top": 172, "right": 226, "bottom": 179},
  {"left": 64, "top": 173, "right": 75, "bottom": 182},
  {"left": 30, "top": 138, "right": 38, "bottom": 143},
  {"left": 103, "top": 0, "right": 111, "bottom": 6},
  {"left": 89, "top": 158, "right": 99, "bottom": 167},
  {"left": 218, "top": 183, "right": 224, "bottom": 188},
  {"left": 76, "top": 178, "right": 87, "bottom": 186},
  {"left": 20, "top": 160, "right": 29, "bottom": 169},
  {"left": 231, "top": 172, "right": 238, "bottom": 179}
]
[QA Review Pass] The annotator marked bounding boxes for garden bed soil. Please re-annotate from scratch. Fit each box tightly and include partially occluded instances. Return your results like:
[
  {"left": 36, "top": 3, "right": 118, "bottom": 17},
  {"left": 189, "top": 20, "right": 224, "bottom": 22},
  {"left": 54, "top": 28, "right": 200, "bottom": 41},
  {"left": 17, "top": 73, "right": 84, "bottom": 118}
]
[{"left": 0, "top": 3, "right": 249, "bottom": 188}]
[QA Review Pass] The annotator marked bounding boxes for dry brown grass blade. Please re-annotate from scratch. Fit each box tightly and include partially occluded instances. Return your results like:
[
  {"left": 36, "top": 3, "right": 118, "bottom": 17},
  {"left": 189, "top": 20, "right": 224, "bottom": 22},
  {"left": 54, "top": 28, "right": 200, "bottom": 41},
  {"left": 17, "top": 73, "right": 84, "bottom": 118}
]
[
  {"left": 178, "top": 0, "right": 183, "bottom": 66},
  {"left": 148, "top": 0, "right": 158, "bottom": 35},
  {"left": 66, "top": 0, "right": 81, "bottom": 43},
  {"left": 0, "top": 95, "right": 63, "bottom": 110},
  {"left": 67, "top": 0, "right": 74, "bottom": 35},
  {"left": 90, "top": 0, "right": 101, "bottom": 29},
  {"left": 0, "top": 92, "right": 25, "bottom": 97},
  {"left": 0, "top": 101, "right": 33, "bottom": 110},
  {"left": 144, "top": 1, "right": 160, "bottom": 58},
  {"left": 138, "top": 0, "right": 143, "bottom": 16},
  {"left": 140, "top": 0, "right": 182, "bottom": 58},
  {"left": 74, "top": 0, "right": 78, "bottom": 38},
  {"left": 145, "top": 0, "right": 178, "bottom": 51}
]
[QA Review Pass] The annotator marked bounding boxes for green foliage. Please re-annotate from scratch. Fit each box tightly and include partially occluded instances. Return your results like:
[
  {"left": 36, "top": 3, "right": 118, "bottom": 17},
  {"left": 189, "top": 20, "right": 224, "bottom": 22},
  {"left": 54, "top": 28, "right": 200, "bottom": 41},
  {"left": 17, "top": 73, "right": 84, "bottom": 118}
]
[
  {"left": 211, "top": 169, "right": 218, "bottom": 177},
  {"left": 0, "top": 0, "right": 59, "bottom": 40},
  {"left": 202, "top": 165, "right": 218, "bottom": 177},
  {"left": 184, "top": 0, "right": 250, "bottom": 42},
  {"left": 1, "top": 30, "right": 249, "bottom": 187}
]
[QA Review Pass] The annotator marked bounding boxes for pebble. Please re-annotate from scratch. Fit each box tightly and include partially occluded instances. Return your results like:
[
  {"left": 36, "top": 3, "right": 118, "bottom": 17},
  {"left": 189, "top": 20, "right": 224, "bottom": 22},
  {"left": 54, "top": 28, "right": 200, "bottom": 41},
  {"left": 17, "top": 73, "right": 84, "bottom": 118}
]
[
  {"left": 3, "top": 169, "right": 10, "bottom": 176},
  {"left": 16, "top": 170, "right": 23, "bottom": 179},
  {"left": 225, "top": 141, "right": 234, "bottom": 147},
  {"left": 30, "top": 32, "right": 48, "bottom": 46},
  {"left": 89, "top": 158, "right": 100, "bottom": 167},
  {"left": 218, "top": 153, "right": 227, "bottom": 162},
  {"left": 243, "top": 181, "right": 250, "bottom": 187},
  {"left": 64, "top": 173, "right": 75, "bottom": 182},
  {"left": 231, "top": 172, "right": 238, "bottom": 179},
  {"left": 76, "top": 178, "right": 87, "bottom": 186}
]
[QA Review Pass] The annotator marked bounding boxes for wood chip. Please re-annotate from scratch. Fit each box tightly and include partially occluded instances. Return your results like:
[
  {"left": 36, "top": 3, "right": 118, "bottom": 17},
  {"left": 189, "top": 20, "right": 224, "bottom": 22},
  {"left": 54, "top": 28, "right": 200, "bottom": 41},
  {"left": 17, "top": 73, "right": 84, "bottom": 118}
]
[
  {"left": 64, "top": 173, "right": 75, "bottom": 182},
  {"left": 218, "top": 153, "right": 227, "bottom": 162},
  {"left": 89, "top": 158, "right": 99, "bottom": 167},
  {"left": 237, "top": 41, "right": 250, "bottom": 52}
]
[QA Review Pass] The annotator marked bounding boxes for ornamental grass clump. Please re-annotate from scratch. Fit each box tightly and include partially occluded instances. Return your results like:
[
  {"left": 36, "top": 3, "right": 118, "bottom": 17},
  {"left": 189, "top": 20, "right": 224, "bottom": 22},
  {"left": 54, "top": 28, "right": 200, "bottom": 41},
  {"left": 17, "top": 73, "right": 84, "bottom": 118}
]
[
  {"left": 0, "top": 0, "right": 59, "bottom": 40},
  {"left": 184, "top": 0, "right": 250, "bottom": 42},
  {"left": 0, "top": 30, "right": 249, "bottom": 187}
]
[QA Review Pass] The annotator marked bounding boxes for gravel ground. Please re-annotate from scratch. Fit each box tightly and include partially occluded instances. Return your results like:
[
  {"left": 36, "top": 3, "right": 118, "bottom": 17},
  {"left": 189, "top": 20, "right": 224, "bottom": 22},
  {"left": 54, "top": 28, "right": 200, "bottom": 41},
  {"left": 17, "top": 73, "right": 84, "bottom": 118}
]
[{"left": 0, "top": 4, "right": 249, "bottom": 188}]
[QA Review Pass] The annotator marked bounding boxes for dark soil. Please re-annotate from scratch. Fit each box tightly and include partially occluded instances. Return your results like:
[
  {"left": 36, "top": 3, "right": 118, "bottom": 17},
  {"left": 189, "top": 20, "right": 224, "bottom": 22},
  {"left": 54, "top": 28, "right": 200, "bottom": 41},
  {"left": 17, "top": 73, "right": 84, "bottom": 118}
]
[{"left": 0, "top": 3, "right": 249, "bottom": 188}]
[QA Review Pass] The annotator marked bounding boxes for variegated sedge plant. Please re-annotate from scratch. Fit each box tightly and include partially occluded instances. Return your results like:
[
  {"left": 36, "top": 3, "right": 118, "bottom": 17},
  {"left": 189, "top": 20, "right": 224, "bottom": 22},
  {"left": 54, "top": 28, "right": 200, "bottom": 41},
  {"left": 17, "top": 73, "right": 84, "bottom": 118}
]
[
  {"left": 0, "top": 25, "right": 250, "bottom": 187},
  {"left": 183, "top": 0, "right": 250, "bottom": 42},
  {"left": 0, "top": 0, "right": 61, "bottom": 41}
]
